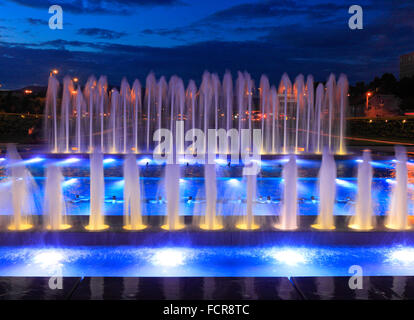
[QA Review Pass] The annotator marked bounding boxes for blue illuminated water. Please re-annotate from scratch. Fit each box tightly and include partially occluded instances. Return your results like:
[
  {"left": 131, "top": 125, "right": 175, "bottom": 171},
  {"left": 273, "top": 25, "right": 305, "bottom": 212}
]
[
  {"left": 0, "top": 245, "right": 413, "bottom": 277},
  {"left": 1, "top": 156, "right": 413, "bottom": 216}
]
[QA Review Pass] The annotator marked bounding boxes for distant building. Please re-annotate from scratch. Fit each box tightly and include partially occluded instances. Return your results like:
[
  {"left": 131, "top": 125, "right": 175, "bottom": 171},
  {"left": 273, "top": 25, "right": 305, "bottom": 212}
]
[
  {"left": 400, "top": 52, "right": 414, "bottom": 79},
  {"left": 366, "top": 94, "right": 401, "bottom": 118}
]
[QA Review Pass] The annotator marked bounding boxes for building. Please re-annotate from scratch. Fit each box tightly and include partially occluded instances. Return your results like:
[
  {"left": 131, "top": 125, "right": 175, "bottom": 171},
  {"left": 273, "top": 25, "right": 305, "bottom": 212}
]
[
  {"left": 365, "top": 94, "right": 401, "bottom": 118},
  {"left": 400, "top": 52, "right": 414, "bottom": 79}
]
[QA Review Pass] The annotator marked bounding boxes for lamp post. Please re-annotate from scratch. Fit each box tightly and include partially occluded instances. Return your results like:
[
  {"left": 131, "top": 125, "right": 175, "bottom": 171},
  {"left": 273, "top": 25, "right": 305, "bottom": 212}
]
[{"left": 366, "top": 92, "right": 372, "bottom": 110}]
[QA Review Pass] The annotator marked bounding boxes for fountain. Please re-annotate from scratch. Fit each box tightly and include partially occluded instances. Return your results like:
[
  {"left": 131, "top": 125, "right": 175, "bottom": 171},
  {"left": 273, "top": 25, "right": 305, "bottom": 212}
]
[
  {"left": 161, "top": 164, "right": 185, "bottom": 230},
  {"left": 312, "top": 148, "right": 336, "bottom": 230},
  {"left": 200, "top": 164, "right": 222, "bottom": 230},
  {"left": 123, "top": 154, "right": 146, "bottom": 230},
  {"left": 85, "top": 151, "right": 109, "bottom": 231},
  {"left": 349, "top": 150, "right": 374, "bottom": 230},
  {"left": 44, "top": 71, "right": 348, "bottom": 155},
  {"left": 44, "top": 164, "right": 71, "bottom": 230},
  {"left": 4, "top": 145, "right": 37, "bottom": 231},
  {"left": 275, "top": 155, "right": 298, "bottom": 230},
  {"left": 236, "top": 164, "right": 260, "bottom": 230},
  {"left": 386, "top": 146, "right": 410, "bottom": 230}
]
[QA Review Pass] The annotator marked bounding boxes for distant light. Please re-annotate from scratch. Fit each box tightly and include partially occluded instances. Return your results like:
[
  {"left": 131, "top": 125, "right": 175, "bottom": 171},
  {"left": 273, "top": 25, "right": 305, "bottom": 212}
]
[
  {"left": 355, "top": 159, "right": 363, "bottom": 163},
  {"left": 389, "top": 248, "right": 414, "bottom": 265},
  {"left": 33, "top": 250, "right": 64, "bottom": 268},
  {"left": 62, "top": 178, "right": 78, "bottom": 187},
  {"left": 271, "top": 249, "right": 307, "bottom": 266},
  {"left": 0, "top": 158, "right": 5, "bottom": 162},
  {"left": 103, "top": 158, "right": 116, "bottom": 164},
  {"left": 386, "top": 178, "right": 396, "bottom": 184},
  {"left": 151, "top": 249, "right": 186, "bottom": 267}
]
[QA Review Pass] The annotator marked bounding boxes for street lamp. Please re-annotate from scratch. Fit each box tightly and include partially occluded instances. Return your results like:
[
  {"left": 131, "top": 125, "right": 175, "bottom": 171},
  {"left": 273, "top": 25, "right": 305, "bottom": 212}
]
[
  {"left": 366, "top": 92, "right": 372, "bottom": 109},
  {"left": 50, "top": 69, "right": 59, "bottom": 76}
]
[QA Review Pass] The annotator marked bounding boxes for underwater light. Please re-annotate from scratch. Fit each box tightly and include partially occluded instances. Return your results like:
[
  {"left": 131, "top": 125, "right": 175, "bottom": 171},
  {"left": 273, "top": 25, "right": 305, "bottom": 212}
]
[
  {"left": 114, "top": 179, "right": 125, "bottom": 189},
  {"left": 103, "top": 158, "right": 116, "bottom": 164},
  {"left": 271, "top": 249, "right": 307, "bottom": 266},
  {"left": 0, "top": 157, "right": 5, "bottom": 162},
  {"left": 355, "top": 159, "right": 363, "bottom": 163},
  {"left": 138, "top": 158, "right": 151, "bottom": 165},
  {"left": 228, "top": 178, "right": 240, "bottom": 186},
  {"left": 151, "top": 249, "right": 186, "bottom": 267},
  {"left": 214, "top": 158, "right": 227, "bottom": 165},
  {"left": 33, "top": 250, "right": 64, "bottom": 268},
  {"left": 25, "top": 157, "right": 45, "bottom": 164},
  {"left": 335, "top": 179, "right": 356, "bottom": 188},
  {"left": 389, "top": 248, "right": 414, "bottom": 265},
  {"left": 62, "top": 178, "right": 78, "bottom": 187},
  {"left": 386, "top": 178, "right": 396, "bottom": 184},
  {"left": 59, "top": 157, "right": 80, "bottom": 165}
]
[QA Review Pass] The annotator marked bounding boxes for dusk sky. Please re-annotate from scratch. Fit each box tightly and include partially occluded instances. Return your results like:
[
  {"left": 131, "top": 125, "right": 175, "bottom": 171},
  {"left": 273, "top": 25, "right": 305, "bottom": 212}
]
[{"left": 0, "top": 0, "right": 413, "bottom": 89}]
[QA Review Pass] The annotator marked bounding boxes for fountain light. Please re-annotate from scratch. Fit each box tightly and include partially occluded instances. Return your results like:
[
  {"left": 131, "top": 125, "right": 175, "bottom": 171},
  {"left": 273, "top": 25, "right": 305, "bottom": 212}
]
[
  {"left": 270, "top": 249, "right": 307, "bottom": 266},
  {"left": 160, "top": 223, "right": 186, "bottom": 231},
  {"left": 24, "top": 157, "right": 45, "bottom": 164},
  {"left": 103, "top": 158, "right": 116, "bottom": 164},
  {"left": 335, "top": 179, "right": 356, "bottom": 189},
  {"left": 214, "top": 158, "right": 227, "bottom": 165},
  {"left": 7, "top": 223, "right": 33, "bottom": 231},
  {"left": 389, "top": 247, "right": 414, "bottom": 265},
  {"left": 228, "top": 178, "right": 240, "bottom": 186},
  {"left": 200, "top": 223, "right": 223, "bottom": 230},
  {"left": 33, "top": 250, "right": 64, "bottom": 268},
  {"left": 235, "top": 223, "right": 260, "bottom": 230},
  {"left": 138, "top": 158, "right": 151, "bottom": 165},
  {"left": 151, "top": 248, "right": 187, "bottom": 267},
  {"left": 58, "top": 157, "right": 80, "bottom": 165},
  {"left": 62, "top": 178, "right": 78, "bottom": 187}
]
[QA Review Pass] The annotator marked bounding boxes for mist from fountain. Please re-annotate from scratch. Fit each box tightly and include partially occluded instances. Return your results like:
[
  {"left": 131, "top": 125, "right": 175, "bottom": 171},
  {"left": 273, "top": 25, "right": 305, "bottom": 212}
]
[
  {"left": 4, "top": 145, "right": 38, "bottom": 230},
  {"left": 235, "top": 167, "right": 260, "bottom": 230},
  {"left": 85, "top": 151, "right": 108, "bottom": 230},
  {"left": 44, "top": 164, "right": 71, "bottom": 230},
  {"left": 123, "top": 154, "right": 146, "bottom": 230},
  {"left": 45, "top": 71, "right": 348, "bottom": 155},
  {"left": 275, "top": 155, "right": 298, "bottom": 230},
  {"left": 162, "top": 164, "right": 184, "bottom": 230},
  {"left": 200, "top": 164, "right": 222, "bottom": 230},
  {"left": 312, "top": 148, "right": 336, "bottom": 230},
  {"left": 349, "top": 150, "right": 374, "bottom": 230},
  {"left": 386, "top": 146, "right": 410, "bottom": 230}
]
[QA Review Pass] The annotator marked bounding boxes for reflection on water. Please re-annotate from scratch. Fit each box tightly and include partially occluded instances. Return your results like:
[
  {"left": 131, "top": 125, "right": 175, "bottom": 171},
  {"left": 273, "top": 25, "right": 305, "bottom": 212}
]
[{"left": 0, "top": 245, "right": 414, "bottom": 277}]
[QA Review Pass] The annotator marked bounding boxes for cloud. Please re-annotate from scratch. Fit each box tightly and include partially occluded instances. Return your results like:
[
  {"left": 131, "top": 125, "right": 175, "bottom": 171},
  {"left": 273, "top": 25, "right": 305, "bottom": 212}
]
[
  {"left": 26, "top": 18, "right": 44, "bottom": 25},
  {"left": 77, "top": 28, "right": 127, "bottom": 39},
  {"left": 8, "top": 0, "right": 182, "bottom": 14}
]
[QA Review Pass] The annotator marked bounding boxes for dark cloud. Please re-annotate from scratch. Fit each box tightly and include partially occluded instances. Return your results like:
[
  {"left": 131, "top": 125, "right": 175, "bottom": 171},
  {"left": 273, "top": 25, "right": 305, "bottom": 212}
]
[
  {"left": 202, "top": 0, "right": 346, "bottom": 23},
  {"left": 77, "top": 28, "right": 127, "bottom": 39},
  {"left": 26, "top": 18, "right": 44, "bottom": 25},
  {"left": 1, "top": 0, "right": 413, "bottom": 88},
  {"left": 8, "top": 0, "right": 182, "bottom": 14}
]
